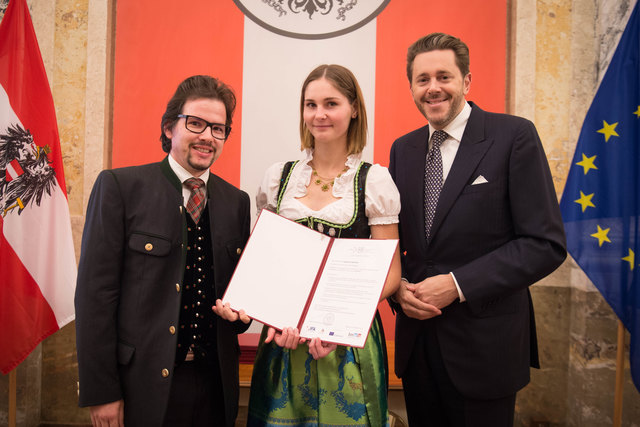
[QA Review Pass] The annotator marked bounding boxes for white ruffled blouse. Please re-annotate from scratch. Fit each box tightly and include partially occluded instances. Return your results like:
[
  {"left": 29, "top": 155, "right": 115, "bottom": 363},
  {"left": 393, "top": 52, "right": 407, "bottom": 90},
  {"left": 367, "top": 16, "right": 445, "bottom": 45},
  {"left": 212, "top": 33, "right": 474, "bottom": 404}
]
[{"left": 256, "top": 149, "right": 400, "bottom": 226}]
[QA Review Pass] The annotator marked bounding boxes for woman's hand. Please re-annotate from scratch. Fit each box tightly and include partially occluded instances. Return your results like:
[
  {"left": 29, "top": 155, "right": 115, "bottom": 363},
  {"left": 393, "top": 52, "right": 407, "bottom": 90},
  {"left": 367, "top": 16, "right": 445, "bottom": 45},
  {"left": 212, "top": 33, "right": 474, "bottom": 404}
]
[
  {"left": 265, "top": 326, "right": 305, "bottom": 350},
  {"left": 307, "top": 337, "right": 337, "bottom": 360},
  {"left": 212, "top": 299, "right": 250, "bottom": 324}
]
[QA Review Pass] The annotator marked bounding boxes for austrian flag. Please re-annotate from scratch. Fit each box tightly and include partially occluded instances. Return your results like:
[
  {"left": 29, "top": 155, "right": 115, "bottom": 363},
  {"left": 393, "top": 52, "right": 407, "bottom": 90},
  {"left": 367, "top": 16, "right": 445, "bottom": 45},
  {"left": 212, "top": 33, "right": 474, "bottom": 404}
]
[{"left": 0, "top": 0, "right": 76, "bottom": 374}]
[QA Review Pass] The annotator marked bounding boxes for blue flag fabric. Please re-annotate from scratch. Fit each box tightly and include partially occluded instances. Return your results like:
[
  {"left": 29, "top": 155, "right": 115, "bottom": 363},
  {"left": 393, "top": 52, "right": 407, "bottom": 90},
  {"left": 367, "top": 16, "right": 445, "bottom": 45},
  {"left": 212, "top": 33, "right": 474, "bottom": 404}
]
[{"left": 560, "top": 2, "right": 640, "bottom": 391}]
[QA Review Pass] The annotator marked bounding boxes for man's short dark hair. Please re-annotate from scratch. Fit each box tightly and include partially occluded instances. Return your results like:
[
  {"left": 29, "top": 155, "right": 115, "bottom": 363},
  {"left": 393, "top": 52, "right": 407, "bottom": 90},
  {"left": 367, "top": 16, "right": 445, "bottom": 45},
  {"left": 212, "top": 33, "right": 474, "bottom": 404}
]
[
  {"left": 160, "top": 75, "right": 236, "bottom": 153},
  {"left": 406, "top": 33, "right": 470, "bottom": 83}
]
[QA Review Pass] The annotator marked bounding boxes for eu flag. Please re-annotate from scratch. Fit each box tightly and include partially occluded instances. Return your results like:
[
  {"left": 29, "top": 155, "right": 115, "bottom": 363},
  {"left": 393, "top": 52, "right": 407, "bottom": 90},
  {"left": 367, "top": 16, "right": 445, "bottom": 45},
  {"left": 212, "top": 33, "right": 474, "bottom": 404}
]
[{"left": 560, "top": 2, "right": 640, "bottom": 391}]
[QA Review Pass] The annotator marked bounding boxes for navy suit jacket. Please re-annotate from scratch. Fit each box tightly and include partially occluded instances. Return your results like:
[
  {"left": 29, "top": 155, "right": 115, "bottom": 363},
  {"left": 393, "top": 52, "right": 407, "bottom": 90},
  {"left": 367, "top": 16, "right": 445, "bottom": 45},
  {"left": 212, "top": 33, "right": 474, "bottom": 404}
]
[
  {"left": 389, "top": 103, "right": 566, "bottom": 399},
  {"left": 75, "top": 157, "right": 251, "bottom": 426}
]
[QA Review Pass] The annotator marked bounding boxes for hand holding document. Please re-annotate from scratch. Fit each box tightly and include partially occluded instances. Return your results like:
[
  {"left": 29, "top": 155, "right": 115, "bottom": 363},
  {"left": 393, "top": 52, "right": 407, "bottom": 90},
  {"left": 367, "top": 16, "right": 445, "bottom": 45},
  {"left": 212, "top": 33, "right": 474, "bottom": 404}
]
[{"left": 222, "top": 209, "right": 398, "bottom": 348}]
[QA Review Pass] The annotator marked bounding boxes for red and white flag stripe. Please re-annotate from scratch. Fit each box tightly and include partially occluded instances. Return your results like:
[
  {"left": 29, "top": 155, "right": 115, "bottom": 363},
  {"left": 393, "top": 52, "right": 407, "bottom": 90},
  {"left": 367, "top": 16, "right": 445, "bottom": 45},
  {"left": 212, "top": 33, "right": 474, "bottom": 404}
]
[{"left": 0, "top": 0, "right": 76, "bottom": 374}]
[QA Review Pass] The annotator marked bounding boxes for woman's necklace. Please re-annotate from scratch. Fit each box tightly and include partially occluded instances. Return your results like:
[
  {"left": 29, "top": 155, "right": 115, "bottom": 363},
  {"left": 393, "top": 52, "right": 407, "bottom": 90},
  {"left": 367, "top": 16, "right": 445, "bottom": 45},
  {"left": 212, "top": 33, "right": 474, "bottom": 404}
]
[{"left": 310, "top": 164, "right": 349, "bottom": 192}]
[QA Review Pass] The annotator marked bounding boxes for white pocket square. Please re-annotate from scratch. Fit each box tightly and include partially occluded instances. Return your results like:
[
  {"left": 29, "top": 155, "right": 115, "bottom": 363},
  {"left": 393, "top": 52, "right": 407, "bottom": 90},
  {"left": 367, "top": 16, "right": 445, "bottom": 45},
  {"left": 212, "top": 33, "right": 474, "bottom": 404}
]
[{"left": 471, "top": 175, "right": 488, "bottom": 185}]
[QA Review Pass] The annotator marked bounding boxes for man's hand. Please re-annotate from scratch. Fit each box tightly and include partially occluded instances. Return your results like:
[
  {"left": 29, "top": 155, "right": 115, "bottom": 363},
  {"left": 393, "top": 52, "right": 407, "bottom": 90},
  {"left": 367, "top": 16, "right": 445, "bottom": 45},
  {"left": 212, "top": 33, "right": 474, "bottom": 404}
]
[
  {"left": 408, "top": 274, "right": 459, "bottom": 310},
  {"left": 393, "top": 281, "right": 442, "bottom": 320},
  {"left": 89, "top": 399, "right": 124, "bottom": 427}
]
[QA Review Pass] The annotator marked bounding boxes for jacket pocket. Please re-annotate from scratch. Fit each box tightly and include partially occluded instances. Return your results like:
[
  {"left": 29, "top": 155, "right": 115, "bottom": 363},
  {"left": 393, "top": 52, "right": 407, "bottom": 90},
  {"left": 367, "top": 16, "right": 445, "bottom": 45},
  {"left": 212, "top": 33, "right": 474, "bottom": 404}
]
[
  {"left": 466, "top": 291, "right": 522, "bottom": 318},
  {"left": 460, "top": 177, "right": 503, "bottom": 195},
  {"left": 117, "top": 341, "right": 135, "bottom": 365},
  {"left": 128, "top": 232, "right": 171, "bottom": 257}
]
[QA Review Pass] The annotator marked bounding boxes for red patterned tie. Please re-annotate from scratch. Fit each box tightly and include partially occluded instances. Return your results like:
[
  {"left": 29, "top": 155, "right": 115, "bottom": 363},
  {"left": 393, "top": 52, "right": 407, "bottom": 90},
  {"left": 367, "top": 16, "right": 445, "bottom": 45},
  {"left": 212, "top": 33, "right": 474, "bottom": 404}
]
[{"left": 184, "top": 178, "right": 205, "bottom": 224}]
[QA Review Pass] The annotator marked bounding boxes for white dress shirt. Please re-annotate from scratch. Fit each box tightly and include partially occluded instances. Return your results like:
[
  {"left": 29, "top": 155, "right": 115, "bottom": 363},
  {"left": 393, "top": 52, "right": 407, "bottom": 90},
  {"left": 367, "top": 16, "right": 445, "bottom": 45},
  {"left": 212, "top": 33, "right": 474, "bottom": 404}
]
[
  {"left": 428, "top": 101, "right": 472, "bottom": 301},
  {"left": 428, "top": 101, "right": 472, "bottom": 182},
  {"left": 168, "top": 153, "right": 210, "bottom": 208}
]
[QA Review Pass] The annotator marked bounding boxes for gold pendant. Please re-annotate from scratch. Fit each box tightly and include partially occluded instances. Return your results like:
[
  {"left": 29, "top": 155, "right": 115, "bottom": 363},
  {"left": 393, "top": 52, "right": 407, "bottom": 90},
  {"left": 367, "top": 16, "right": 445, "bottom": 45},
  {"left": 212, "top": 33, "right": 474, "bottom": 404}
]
[{"left": 321, "top": 184, "right": 330, "bottom": 192}]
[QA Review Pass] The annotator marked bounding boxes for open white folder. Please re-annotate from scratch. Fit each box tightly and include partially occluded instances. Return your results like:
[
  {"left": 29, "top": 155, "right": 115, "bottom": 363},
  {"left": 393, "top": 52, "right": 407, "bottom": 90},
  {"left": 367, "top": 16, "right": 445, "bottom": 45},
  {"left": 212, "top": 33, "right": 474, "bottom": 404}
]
[{"left": 222, "top": 209, "right": 397, "bottom": 348}]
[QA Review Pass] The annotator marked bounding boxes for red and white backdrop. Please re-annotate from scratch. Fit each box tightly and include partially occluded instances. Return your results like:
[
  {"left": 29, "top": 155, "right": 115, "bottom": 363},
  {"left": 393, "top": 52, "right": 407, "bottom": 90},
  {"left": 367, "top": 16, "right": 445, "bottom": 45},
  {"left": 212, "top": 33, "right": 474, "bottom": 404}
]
[{"left": 112, "top": 0, "right": 507, "bottom": 340}]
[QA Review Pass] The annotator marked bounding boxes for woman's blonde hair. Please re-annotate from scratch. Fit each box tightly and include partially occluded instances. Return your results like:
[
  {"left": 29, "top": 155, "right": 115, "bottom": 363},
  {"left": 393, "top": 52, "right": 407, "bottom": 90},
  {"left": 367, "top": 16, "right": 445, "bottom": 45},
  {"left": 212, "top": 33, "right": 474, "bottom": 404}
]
[{"left": 299, "top": 64, "right": 368, "bottom": 154}]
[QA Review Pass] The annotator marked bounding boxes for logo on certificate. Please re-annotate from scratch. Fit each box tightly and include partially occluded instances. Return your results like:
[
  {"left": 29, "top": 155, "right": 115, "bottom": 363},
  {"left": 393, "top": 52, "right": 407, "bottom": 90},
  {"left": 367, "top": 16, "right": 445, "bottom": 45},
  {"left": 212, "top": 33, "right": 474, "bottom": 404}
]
[{"left": 323, "top": 313, "right": 335, "bottom": 325}]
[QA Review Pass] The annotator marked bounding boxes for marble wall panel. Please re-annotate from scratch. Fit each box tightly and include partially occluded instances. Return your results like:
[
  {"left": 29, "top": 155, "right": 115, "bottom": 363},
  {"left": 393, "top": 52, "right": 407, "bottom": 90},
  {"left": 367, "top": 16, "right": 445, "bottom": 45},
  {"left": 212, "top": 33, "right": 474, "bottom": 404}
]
[
  {"left": 0, "top": 348, "right": 42, "bottom": 427},
  {"left": 566, "top": 287, "right": 640, "bottom": 426},
  {"left": 534, "top": 0, "right": 573, "bottom": 194},
  {"left": 51, "top": 0, "right": 88, "bottom": 217},
  {"left": 515, "top": 286, "right": 571, "bottom": 426},
  {"left": 41, "top": 324, "right": 89, "bottom": 424},
  {"left": 516, "top": 283, "right": 640, "bottom": 426}
]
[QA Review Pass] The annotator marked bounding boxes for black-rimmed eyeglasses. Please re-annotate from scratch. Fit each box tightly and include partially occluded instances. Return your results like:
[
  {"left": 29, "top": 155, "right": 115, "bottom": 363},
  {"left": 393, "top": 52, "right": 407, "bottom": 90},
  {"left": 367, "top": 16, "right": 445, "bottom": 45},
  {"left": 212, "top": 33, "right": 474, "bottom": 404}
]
[{"left": 177, "top": 114, "right": 231, "bottom": 141}]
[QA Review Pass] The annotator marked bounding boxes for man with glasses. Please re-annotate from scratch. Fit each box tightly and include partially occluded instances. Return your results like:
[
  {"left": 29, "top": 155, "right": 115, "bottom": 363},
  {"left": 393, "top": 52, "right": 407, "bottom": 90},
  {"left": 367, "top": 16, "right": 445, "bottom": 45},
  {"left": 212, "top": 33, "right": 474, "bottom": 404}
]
[{"left": 75, "top": 75, "right": 251, "bottom": 426}]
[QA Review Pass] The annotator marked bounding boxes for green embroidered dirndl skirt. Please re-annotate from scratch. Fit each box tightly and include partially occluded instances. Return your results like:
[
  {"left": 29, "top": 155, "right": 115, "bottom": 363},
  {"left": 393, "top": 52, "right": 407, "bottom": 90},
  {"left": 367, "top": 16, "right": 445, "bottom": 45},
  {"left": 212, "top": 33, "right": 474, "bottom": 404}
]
[{"left": 247, "top": 315, "right": 389, "bottom": 426}]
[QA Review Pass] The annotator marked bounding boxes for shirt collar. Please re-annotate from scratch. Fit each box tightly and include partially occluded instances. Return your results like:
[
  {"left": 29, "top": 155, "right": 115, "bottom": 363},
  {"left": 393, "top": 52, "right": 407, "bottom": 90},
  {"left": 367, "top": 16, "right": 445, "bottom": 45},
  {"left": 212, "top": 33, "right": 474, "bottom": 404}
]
[
  {"left": 167, "top": 154, "right": 210, "bottom": 186},
  {"left": 301, "top": 148, "right": 362, "bottom": 170},
  {"left": 429, "top": 101, "right": 471, "bottom": 142}
]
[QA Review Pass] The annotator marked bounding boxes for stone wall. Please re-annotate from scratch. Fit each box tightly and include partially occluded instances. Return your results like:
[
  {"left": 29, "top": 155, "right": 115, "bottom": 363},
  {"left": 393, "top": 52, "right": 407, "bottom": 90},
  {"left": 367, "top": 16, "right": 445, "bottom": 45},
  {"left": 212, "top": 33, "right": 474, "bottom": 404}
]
[{"left": 1, "top": 0, "right": 639, "bottom": 426}]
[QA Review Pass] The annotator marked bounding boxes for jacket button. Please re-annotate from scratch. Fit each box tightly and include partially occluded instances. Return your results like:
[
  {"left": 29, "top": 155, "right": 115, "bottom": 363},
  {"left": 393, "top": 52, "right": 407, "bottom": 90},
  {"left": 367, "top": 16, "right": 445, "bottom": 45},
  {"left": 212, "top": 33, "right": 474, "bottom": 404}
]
[
  {"left": 145, "top": 243, "right": 153, "bottom": 251},
  {"left": 236, "top": 248, "right": 242, "bottom": 255},
  {"left": 161, "top": 368, "right": 169, "bottom": 378},
  {"left": 175, "top": 284, "right": 180, "bottom": 292},
  {"left": 169, "top": 326, "right": 176, "bottom": 334}
]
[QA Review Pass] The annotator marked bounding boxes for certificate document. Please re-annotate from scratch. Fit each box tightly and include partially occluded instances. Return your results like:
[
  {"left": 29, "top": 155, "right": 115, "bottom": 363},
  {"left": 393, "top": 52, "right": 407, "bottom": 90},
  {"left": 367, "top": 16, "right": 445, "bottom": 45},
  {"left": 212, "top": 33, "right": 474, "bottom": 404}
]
[{"left": 222, "top": 209, "right": 397, "bottom": 348}]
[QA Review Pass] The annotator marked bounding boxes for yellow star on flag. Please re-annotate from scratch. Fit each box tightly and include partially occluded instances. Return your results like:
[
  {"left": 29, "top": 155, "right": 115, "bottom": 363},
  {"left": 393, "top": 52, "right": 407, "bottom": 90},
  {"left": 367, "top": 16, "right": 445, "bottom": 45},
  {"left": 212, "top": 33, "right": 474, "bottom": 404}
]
[
  {"left": 634, "top": 105, "right": 640, "bottom": 118},
  {"left": 576, "top": 153, "right": 598, "bottom": 175},
  {"left": 622, "top": 249, "right": 635, "bottom": 271},
  {"left": 590, "top": 225, "right": 611, "bottom": 247},
  {"left": 574, "top": 191, "right": 595, "bottom": 212},
  {"left": 597, "top": 120, "right": 619, "bottom": 142}
]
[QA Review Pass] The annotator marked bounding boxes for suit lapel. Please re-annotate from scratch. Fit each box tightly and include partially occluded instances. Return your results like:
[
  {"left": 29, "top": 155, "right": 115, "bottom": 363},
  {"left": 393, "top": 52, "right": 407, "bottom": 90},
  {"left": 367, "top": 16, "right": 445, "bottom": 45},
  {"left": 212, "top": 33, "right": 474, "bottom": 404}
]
[
  {"left": 404, "top": 126, "right": 430, "bottom": 254},
  {"left": 206, "top": 175, "right": 224, "bottom": 295},
  {"left": 160, "top": 156, "right": 183, "bottom": 193},
  {"left": 429, "top": 104, "right": 493, "bottom": 240},
  {"left": 206, "top": 175, "right": 218, "bottom": 242}
]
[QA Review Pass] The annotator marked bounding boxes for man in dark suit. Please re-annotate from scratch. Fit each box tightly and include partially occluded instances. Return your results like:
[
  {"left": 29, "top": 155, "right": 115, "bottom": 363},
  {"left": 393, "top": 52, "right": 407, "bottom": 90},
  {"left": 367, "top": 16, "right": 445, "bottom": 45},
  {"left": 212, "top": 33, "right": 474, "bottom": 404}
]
[
  {"left": 75, "top": 75, "right": 251, "bottom": 427},
  {"left": 389, "top": 33, "right": 567, "bottom": 426}
]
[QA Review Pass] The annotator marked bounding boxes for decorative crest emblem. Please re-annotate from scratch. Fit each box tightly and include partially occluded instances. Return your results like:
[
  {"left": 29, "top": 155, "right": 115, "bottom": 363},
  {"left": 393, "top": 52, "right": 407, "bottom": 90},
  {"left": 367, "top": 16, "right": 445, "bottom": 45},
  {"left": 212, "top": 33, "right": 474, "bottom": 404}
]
[
  {"left": 0, "top": 123, "right": 57, "bottom": 217},
  {"left": 234, "top": 0, "right": 389, "bottom": 39}
]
